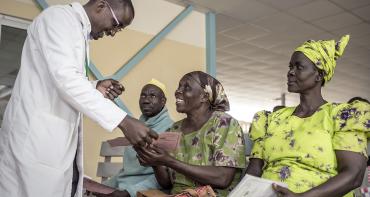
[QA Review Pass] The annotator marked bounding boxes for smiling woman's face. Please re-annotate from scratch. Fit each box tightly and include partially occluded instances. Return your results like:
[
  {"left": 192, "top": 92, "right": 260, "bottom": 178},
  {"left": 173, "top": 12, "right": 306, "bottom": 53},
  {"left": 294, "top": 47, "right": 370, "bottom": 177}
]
[
  {"left": 174, "top": 75, "right": 205, "bottom": 114},
  {"left": 287, "top": 51, "right": 323, "bottom": 93}
]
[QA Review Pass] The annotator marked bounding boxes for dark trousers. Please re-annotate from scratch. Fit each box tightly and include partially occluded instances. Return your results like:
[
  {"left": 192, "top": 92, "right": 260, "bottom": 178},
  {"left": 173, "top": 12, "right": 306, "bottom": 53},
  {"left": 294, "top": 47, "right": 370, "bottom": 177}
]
[{"left": 71, "top": 155, "right": 79, "bottom": 197}]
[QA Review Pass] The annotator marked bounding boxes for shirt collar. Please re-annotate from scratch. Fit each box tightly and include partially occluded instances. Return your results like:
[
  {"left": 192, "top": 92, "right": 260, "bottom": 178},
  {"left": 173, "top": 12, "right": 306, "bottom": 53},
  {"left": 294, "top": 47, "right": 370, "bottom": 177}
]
[{"left": 70, "top": 2, "right": 92, "bottom": 40}]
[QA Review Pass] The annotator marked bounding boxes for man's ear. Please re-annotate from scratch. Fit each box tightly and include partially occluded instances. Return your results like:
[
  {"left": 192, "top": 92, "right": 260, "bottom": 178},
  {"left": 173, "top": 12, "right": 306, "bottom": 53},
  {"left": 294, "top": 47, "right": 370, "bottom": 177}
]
[{"left": 161, "top": 97, "right": 167, "bottom": 106}]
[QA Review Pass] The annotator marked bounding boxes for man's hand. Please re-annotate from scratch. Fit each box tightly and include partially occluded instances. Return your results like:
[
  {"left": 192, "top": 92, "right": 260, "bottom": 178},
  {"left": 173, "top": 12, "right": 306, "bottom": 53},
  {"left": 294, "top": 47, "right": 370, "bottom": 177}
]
[
  {"left": 96, "top": 79, "right": 124, "bottom": 100},
  {"left": 118, "top": 116, "right": 158, "bottom": 147}
]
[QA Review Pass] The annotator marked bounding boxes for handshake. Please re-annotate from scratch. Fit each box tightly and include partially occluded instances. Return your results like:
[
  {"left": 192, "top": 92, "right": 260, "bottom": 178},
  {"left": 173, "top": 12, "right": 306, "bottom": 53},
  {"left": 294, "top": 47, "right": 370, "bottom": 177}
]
[
  {"left": 107, "top": 132, "right": 182, "bottom": 152},
  {"left": 96, "top": 79, "right": 159, "bottom": 147}
]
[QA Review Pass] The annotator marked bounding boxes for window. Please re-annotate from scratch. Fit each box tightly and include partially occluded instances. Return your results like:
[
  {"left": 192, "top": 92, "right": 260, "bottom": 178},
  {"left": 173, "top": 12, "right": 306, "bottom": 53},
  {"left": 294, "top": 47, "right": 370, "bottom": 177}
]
[{"left": 0, "top": 15, "right": 30, "bottom": 127}]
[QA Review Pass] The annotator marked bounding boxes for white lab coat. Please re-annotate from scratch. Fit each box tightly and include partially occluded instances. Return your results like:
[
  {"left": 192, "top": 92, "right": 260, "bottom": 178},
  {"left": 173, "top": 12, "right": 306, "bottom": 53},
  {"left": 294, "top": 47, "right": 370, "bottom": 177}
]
[{"left": 0, "top": 3, "right": 127, "bottom": 197}]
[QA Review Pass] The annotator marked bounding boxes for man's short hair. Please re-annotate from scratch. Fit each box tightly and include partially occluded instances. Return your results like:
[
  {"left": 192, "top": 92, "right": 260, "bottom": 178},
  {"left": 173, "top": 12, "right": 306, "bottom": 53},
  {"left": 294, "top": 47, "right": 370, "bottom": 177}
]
[{"left": 109, "top": 0, "right": 134, "bottom": 17}]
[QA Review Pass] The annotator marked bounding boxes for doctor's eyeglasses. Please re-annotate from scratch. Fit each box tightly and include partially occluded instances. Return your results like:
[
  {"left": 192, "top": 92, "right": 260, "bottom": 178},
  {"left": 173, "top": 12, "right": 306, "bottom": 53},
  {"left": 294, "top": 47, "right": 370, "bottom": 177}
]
[{"left": 104, "top": 0, "right": 123, "bottom": 35}]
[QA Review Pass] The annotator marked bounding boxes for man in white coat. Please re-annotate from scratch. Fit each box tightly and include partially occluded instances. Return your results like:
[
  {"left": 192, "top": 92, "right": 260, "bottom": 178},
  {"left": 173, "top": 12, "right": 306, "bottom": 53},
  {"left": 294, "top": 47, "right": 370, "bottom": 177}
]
[{"left": 0, "top": 0, "right": 158, "bottom": 197}]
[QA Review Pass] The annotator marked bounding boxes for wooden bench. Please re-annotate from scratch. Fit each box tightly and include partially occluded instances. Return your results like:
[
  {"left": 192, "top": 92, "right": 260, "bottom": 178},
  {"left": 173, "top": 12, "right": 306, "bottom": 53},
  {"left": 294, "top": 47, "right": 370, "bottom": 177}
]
[{"left": 96, "top": 140, "right": 126, "bottom": 183}]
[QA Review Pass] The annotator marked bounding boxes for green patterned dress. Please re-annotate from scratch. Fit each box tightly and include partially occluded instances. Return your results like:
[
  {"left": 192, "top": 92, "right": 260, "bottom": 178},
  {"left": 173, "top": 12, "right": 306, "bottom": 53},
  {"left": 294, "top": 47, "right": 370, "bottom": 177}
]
[
  {"left": 250, "top": 101, "right": 369, "bottom": 197},
  {"left": 169, "top": 111, "right": 246, "bottom": 196}
]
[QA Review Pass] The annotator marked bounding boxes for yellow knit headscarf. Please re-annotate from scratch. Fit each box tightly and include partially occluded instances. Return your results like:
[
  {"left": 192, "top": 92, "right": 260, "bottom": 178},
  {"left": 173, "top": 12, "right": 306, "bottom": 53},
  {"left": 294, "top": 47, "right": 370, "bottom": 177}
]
[
  {"left": 295, "top": 35, "right": 350, "bottom": 84},
  {"left": 147, "top": 78, "right": 167, "bottom": 97}
]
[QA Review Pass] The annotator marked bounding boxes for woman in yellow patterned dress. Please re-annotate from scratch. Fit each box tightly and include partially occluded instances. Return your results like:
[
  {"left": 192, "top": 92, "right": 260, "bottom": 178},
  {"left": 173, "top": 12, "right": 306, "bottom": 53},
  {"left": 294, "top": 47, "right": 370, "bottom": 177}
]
[{"left": 246, "top": 35, "right": 370, "bottom": 197}]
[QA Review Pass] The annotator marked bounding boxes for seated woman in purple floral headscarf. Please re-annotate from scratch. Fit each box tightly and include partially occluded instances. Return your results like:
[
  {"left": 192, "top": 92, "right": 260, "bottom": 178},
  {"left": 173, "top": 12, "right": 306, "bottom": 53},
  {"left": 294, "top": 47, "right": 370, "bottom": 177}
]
[{"left": 135, "top": 71, "right": 246, "bottom": 197}]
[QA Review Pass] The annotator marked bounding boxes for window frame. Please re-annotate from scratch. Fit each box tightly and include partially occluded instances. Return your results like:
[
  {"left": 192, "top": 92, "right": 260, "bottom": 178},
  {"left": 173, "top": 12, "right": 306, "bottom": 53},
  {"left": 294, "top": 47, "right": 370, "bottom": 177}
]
[
  {"left": 0, "top": 14, "right": 31, "bottom": 127},
  {"left": 0, "top": 14, "right": 31, "bottom": 40}
]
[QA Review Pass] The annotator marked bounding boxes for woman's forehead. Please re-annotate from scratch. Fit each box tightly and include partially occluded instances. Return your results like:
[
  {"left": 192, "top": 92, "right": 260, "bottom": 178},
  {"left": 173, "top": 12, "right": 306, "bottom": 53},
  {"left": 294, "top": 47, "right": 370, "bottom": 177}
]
[
  {"left": 178, "top": 77, "right": 204, "bottom": 93},
  {"left": 181, "top": 75, "right": 195, "bottom": 83},
  {"left": 189, "top": 72, "right": 203, "bottom": 81},
  {"left": 291, "top": 52, "right": 310, "bottom": 63}
]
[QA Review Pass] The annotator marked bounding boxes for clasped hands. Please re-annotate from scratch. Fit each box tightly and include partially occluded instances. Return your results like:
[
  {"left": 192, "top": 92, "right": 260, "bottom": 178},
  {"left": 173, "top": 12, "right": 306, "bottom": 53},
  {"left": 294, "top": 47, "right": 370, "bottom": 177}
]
[{"left": 134, "top": 144, "right": 171, "bottom": 167}]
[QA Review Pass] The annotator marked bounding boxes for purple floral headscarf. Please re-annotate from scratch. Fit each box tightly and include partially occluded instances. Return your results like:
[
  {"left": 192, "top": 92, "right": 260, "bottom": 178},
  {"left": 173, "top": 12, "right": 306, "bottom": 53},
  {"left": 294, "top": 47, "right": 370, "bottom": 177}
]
[{"left": 184, "top": 71, "right": 230, "bottom": 112}]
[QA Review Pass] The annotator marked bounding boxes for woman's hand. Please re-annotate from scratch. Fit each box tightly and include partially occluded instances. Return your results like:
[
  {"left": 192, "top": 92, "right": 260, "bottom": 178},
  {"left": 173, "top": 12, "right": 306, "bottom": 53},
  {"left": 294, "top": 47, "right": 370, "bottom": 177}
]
[
  {"left": 273, "top": 184, "right": 304, "bottom": 197},
  {"left": 134, "top": 145, "right": 172, "bottom": 166}
]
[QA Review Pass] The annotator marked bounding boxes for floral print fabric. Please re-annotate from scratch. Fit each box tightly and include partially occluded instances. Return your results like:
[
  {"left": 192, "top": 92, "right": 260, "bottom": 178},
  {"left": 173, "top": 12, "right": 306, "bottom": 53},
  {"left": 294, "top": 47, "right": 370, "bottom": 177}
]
[
  {"left": 169, "top": 111, "right": 246, "bottom": 196},
  {"left": 250, "top": 101, "right": 369, "bottom": 196}
]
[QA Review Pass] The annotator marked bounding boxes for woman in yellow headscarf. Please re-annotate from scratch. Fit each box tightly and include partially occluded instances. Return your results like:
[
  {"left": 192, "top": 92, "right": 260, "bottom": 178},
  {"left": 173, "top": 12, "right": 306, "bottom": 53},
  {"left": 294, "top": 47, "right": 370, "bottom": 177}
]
[{"left": 246, "top": 35, "right": 369, "bottom": 197}]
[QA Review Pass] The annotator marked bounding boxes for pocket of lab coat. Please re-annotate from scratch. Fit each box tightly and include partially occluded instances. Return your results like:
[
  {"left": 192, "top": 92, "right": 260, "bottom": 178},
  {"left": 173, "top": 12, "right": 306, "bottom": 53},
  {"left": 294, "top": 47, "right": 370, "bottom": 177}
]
[{"left": 24, "top": 112, "right": 75, "bottom": 169}]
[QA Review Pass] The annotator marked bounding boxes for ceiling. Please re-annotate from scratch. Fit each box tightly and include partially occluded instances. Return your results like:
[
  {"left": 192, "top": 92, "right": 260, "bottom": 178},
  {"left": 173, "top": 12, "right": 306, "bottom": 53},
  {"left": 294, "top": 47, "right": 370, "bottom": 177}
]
[
  {"left": 1, "top": 0, "right": 370, "bottom": 122},
  {"left": 166, "top": 0, "right": 370, "bottom": 121}
]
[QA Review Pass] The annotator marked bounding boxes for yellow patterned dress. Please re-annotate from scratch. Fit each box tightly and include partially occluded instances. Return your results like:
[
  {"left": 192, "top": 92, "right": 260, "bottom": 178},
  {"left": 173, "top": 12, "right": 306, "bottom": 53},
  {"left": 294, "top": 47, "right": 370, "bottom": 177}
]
[{"left": 250, "top": 101, "right": 369, "bottom": 197}]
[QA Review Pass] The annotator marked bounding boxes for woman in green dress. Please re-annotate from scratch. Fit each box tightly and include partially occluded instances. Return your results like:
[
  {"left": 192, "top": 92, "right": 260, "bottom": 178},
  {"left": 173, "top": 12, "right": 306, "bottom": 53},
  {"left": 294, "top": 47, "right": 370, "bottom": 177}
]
[
  {"left": 135, "top": 71, "right": 246, "bottom": 196},
  {"left": 246, "top": 35, "right": 369, "bottom": 197}
]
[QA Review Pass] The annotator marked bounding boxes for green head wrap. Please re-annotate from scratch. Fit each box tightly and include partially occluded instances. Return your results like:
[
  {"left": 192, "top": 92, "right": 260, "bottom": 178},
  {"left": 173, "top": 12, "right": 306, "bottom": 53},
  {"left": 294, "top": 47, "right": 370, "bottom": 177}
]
[{"left": 295, "top": 35, "right": 350, "bottom": 84}]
